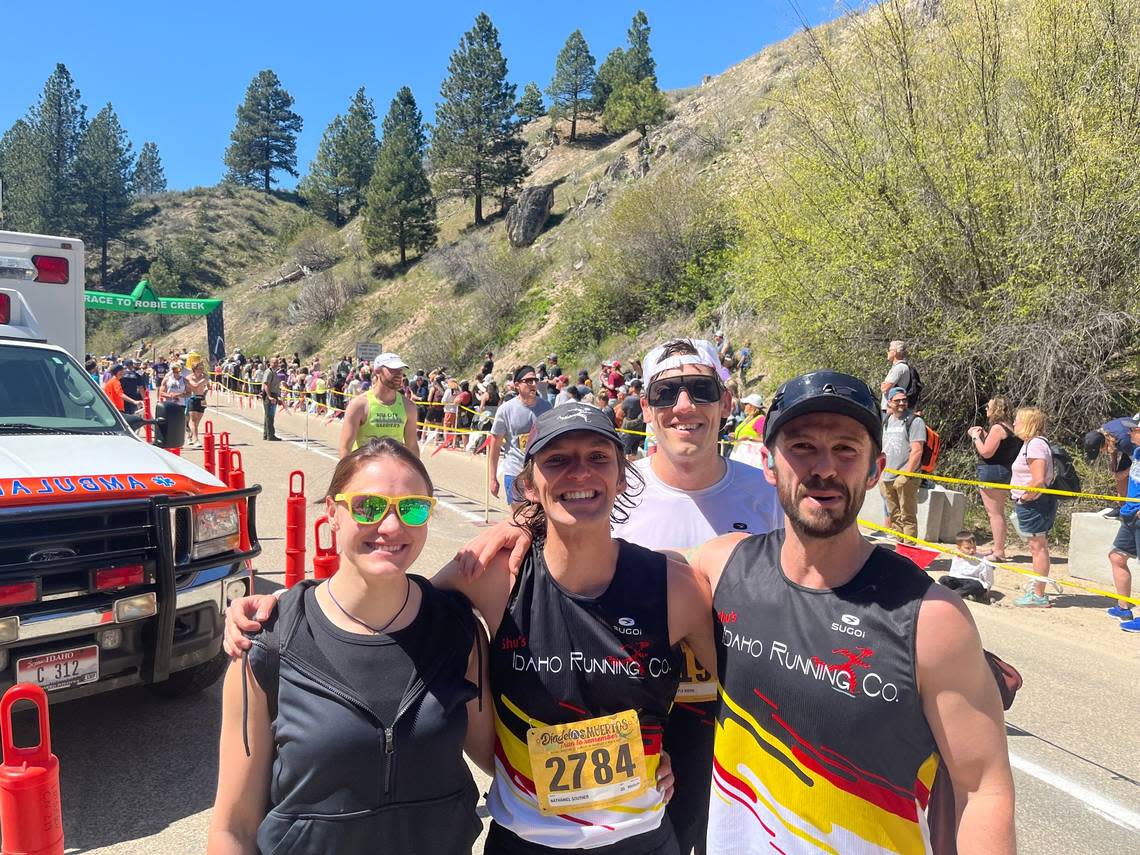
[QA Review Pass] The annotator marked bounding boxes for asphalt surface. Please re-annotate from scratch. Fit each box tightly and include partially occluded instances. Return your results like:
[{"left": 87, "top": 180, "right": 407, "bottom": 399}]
[{"left": 11, "top": 395, "right": 1139, "bottom": 854}]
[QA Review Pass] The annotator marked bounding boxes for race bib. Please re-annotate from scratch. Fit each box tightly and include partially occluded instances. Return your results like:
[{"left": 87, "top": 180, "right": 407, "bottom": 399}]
[
  {"left": 526, "top": 709, "right": 649, "bottom": 815},
  {"left": 674, "top": 641, "right": 717, "bottom": 703}
]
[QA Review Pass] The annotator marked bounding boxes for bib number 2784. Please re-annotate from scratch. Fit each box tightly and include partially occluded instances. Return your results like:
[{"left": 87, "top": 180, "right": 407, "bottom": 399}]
[{"left": 527, "top": 709, "right": 649, "bottom": 815}]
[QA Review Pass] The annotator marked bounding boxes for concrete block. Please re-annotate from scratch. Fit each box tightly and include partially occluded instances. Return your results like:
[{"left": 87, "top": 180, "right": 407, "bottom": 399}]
[
  {"left": 860, "top": 483, "right": 961, "bottom": 542},
  {"left": 1068, "top": 512, "right": 1138, "bottom": 589}
]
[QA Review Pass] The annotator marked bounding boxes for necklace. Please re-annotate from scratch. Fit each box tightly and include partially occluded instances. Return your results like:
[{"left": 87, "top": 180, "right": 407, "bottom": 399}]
[{"left": 326, "top": 576, "right": 411, "bottom": 635}]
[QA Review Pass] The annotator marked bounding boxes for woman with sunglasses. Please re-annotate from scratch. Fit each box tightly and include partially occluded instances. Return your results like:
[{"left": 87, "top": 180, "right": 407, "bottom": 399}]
[{"left": 209, "top": 438, "right": 493, "bottom": 855}]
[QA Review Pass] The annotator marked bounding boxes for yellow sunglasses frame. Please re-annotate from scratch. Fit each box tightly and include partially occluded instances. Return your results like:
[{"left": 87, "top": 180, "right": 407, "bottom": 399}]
[{"left": 332, "top": 493, "right": 437, "bottom": 526}]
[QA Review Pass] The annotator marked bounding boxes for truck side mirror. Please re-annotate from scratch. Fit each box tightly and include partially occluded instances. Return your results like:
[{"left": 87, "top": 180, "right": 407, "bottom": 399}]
[{"left": 154, "top": 402, "right": 186, "bottom": 449}]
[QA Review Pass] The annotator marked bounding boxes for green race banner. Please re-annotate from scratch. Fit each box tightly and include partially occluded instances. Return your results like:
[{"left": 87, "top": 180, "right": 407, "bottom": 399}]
[{"left": 84, "top": 279, "right": 221, "bottom": 316}]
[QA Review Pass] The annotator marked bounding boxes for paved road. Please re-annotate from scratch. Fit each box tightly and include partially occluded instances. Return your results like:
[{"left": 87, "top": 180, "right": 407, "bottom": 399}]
[{"left": 18, "top": 396, "right": 1140, "bottom": 853}]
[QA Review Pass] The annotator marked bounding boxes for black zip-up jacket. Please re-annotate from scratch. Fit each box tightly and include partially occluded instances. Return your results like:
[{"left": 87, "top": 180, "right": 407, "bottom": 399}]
[{"left": 246, "top": 578, "right": 482, "bottom": 855}]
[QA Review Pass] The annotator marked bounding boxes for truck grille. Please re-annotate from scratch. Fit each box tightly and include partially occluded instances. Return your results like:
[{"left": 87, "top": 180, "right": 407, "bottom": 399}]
[{"left": 0, "top": 498, "right": 160, "bottom": 601}]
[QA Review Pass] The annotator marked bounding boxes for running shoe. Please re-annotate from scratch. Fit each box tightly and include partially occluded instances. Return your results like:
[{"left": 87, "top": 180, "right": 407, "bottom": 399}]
[
  {"left": 1107, "top": 606, "right": 1134, "bottom": 620},
  {"left": 1105, "top": 507, "right": 1122, "bottom": 519},
  {"left": 1014, "top": 592, "right": 1051, "bottom": 608},
  {"left": 1121, "top": 617, "right": 1140, "bottom": 633}
]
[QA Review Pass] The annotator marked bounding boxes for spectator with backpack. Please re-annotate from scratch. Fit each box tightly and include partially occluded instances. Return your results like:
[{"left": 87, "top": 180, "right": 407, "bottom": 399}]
[
  {"left": 880, "top": 386, "right": 927, "bottom": 538},
  {"left": 1106, "top": 416, "right": 1140, "bottom": 631},
  {"left": 1010, "top": 406, "right": 1057, "bottom": 608},
  {"left": 879, "top": 339, "right": 922, "bottom": 418}
]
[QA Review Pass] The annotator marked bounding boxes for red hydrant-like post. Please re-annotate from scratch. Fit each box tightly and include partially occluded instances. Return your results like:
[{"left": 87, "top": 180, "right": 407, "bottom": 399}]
[
  {"left": 285, "top": 471, "right": 306, "bottom": 588},
  {"left": 313, "top": 515, "right": 340, "bottom": 580},
  {"left": 217, "top": 433, "right": 232, "bottom": 487},
  {"left": 0, "top": 684, "right": 64, "bottom": 855},
  {"left": 142, "top": 389, "right": 153, "bottom": 444},
  {"left": 202, "top": 421, "right": 216, "bottom": 477},
  {"left": 229, "top": 451, "right": 252, "bottom": 556}
]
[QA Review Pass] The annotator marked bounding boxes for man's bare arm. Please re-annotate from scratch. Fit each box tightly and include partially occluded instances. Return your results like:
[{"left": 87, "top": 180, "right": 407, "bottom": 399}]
[
  {"left": 338, "top": 397, "right": 365, "bottom": 458},
  {"left": 917, "top": 587, "right": 1016, "bottom": 854}
]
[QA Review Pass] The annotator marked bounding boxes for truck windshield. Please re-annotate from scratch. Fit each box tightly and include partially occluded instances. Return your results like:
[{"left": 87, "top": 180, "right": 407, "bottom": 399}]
[{"left": 0, "top": 347, "right": 126, "bottom": 434}]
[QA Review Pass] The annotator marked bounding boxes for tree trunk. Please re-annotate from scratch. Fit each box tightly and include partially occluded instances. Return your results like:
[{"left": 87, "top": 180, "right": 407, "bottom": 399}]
[
  {"left": 264, "top": 169, "right": 271, "bottom": 194},
  {"left": 570, "top": 101, "right": 578, "bottom": 142},
  {"left": 474, "top": 163, "right": 484, "bottom": 225},
  {"left": 399, "top": 221, "right": 407, "bottom": 265}
]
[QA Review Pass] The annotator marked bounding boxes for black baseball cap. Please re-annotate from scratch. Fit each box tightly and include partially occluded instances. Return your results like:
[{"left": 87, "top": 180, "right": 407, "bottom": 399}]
[
  {"left": 764, "top": 370, "right": 882, "bottom": 449},
  {"left": 524, "top": 404, "right": 623, "bottom": 463}
]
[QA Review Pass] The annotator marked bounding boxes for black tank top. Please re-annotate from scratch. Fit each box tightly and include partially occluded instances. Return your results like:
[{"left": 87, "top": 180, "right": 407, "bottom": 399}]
[
  {"left": 708, "top": 530, "right": 940, "bottom": 855},
  {"left": 486, "top": 538, "right": 683, "bottom": 849},
  {"left": 981, "top": 423, "right": 1022, "bottom": 468}
]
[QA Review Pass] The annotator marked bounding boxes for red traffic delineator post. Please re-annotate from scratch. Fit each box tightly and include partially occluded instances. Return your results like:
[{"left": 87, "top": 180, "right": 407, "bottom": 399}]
[
  {"left": 228, "top": 450, "right": 252, "bottom": 557},
  {"left": 0, "top": 684, "right": 64, "bottom": 855},
  {"left": 217, "top": 433, "right": 232, "bottom": 487},
  {"left": 142, "top": 389, "right": 153, "bottom": 444},
  {"left": 313, "top": 515, "right": 339, "bottom": 580},
  {"left": 285, "top": 471, "right": 307, "bottom": 588},
  {"left": 202, "top": 420, "right": 216, "bottom": 477}
]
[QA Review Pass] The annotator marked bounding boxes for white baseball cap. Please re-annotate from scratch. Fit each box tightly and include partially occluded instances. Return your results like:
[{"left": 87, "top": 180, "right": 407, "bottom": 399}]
[
  {"left": 742, "top": 393, "right": 765, "bottom": 408},
  {"left": 642, "top": 339, "right": 730, "bottom": 384},
  {"left": 373, "top": 353, "right": 408, "bottom": 370}
]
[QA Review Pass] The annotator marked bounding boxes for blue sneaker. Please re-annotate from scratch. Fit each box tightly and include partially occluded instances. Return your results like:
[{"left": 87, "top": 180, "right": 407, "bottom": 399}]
[
  {"left": 1107, "top": 606, "right": 1134, "bottom": 620},
  {"left": 1014, "top": 592, "right": 1050, "bottom": 608},
  {"left": 1121, "top": 617, "right": 1140, "bottom": 633}
]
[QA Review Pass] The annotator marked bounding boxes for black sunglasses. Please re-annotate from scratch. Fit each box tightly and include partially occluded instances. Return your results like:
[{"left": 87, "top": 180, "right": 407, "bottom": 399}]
[{"left": 646, "top": 376, "right": 723, "bottom": 408}]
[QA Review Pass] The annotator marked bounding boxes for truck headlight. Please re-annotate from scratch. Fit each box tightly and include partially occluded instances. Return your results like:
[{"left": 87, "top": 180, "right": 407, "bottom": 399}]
[{"left": 192, "top": 503, "right": 240, "bottom": 560}]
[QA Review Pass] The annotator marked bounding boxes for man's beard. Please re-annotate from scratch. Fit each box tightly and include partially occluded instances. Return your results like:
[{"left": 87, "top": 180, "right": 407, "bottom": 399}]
[{"left": 777, "top": 474, "right": 863, "bottom": 539}]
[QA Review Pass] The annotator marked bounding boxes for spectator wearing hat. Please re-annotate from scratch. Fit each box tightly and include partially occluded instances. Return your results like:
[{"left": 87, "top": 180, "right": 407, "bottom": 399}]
[
  {"left": 119, "top": 359, "right": 145, "bottom": 415},
  {"left": 880, "top": 385, "right": 925, "bottom": 539},
  {"left": 734, "top": 393, "right": 766, "bottom": 443},
  {"left": 1085, "top": 415, "right": 1140, "bottom": 517}
]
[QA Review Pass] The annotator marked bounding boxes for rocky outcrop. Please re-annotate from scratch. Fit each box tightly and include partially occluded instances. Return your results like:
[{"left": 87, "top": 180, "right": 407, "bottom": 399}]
[{"left": 505, "top": 183, "right": 556, "bottom": 247}]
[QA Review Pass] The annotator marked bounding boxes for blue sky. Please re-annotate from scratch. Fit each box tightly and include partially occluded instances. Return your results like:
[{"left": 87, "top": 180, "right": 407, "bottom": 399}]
[{"left": 2, "top": 1, "right": 841, "bottom": 190}]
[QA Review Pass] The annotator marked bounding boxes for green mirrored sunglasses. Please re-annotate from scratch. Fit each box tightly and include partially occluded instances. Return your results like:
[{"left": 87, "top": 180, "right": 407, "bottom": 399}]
[{"left": 333, "top": 493, "right": 436, "bottom": 526}]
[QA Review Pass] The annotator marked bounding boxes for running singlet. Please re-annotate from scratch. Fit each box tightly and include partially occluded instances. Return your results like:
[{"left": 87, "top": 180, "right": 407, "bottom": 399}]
[
  {"left": 710, "top": 530, "right": 939, "bottom": 855},
  {"left": 353, "top": 391, "right": 407, "bottom": 450},
  {"left": 487, "top": 540, "right": 683, "bottom": 849}
]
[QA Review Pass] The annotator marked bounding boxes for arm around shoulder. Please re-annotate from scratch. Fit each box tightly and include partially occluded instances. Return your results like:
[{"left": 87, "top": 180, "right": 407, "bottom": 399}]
[
  {"left": 917, "top": 586, "right": 1016, "bottom": 855},
  {"left": 666, "top": 557, "right": 717, "bottom": 682},
  {"left": 207, "top": 655, "right": 274, "bottom": 855}
]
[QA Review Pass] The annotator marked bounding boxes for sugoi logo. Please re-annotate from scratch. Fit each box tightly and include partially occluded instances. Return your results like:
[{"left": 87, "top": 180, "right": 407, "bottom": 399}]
[
  {"left": 832, "top": 614, "right": 865, "bottom": 637},
  {"left": 618, "top": 617, "right": 636, "bottom": 626},
  {"left": 28, "top": 548, "right": 77, "bottom": 562},
  {"left": 732, "top": 522, "right": 748, "bottom": 530},
  {"left": 615, "top": 616, "right": 642, "bottom": 636}
]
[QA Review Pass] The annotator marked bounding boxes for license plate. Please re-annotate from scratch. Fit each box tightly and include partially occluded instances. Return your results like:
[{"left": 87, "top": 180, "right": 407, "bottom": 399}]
[{"left": 17, "top": 645, "right": 99, "bottom": 691}]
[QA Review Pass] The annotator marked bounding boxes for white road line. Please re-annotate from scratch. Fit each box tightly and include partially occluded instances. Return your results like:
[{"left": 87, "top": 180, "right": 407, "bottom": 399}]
[
  {"left": 1009, "top": 750, "right": 1140, "bottom": 832},
  {"left": 206, "top": 406, "right": 489, "bottom": 524}
]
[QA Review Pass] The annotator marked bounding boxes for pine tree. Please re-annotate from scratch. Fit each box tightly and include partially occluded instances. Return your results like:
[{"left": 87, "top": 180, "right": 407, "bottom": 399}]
[
  {"left": 626, "top": 11, "right": 657, "bottom": 84},
  {"left": 36, "top": 64, "right": 88, "bottom": 233},
  {"left": 132, "top": 142, "right": 166, "bottom": 196},
  {"left": 364, "top": 87, "right": 437, "bottom": 264},
  {"left": 0, "top": 119, "right": 47, "bottom": 231},
  {"left": 517, "top": 82, "right": 546, "bottom": 121},
  {"left": 299, "top": 115, "right": 351, "bottom": 226},
  {"left": 339, "top": 87, "right": 380, "bottom": 214},
  {"left": 74, "top": 104, "right": 134, "bottom": 288},
  {"left": 548, "top": 30, "right": 596, "bottom": 142},
  {"left": 223, "top": 70, "right": 303, "bottom": 193},
  {"left": 430, "top": 13, "right": 528, "bottom": 225},
  {"left": 604, "top": 77, "right": 667, "bottom": 139},
  {"left": 593, "top": 48, "right": 631, "bottom": 112}
]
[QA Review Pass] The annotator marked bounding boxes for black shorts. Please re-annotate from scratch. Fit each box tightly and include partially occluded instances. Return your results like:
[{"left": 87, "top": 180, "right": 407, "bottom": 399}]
[{"left": 188, "top": 396, "right": 206, "bottom": 413}]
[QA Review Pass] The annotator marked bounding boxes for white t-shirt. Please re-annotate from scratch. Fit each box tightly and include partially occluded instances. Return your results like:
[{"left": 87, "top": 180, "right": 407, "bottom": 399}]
[
  {"left": 1011, "top": 436, "right": 1053, "bottom": 500},
  {"left": 880, "top": 361, "right": 911, "bottom": 409},
  {"left": 948, "top": 555, "right": 994, "bottom": 590},
  {"left": 612, "top": 456, "right": 784, "bottom": 551}
]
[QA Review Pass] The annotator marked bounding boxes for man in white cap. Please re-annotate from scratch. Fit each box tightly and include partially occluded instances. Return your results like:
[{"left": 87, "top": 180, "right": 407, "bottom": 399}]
[{"left": 337, "top": 352, "right": 419, "bottom": 459}]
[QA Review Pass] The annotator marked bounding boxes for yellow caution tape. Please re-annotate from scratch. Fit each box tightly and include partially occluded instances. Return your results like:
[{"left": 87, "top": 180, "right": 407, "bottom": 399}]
[
  {"left": 859, "top": 518, "right": 1140, "bottom": 607},
  {"left": 882, "top": 468, "right": 1127, "bottom": 503}
]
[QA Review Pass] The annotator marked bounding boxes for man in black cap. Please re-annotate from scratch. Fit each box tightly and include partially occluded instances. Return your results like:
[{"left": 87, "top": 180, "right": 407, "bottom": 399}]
[
  {"left": 119, "top": 359, "right": 145, "bottom": 415},
  {"left": 688, "top": 371, "right": 1014, "bottom": 855}
]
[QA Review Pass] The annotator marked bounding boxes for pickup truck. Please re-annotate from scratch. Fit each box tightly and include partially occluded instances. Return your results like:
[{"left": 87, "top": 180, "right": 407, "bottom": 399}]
[{"left": 0, "top": 290, "right": 260, "bottom": 701}]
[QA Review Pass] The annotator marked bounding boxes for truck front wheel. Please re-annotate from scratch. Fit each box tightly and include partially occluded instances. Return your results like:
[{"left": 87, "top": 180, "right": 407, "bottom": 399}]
[{"left": 147, "top": 651, "right": 229, "bottom": 699}]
